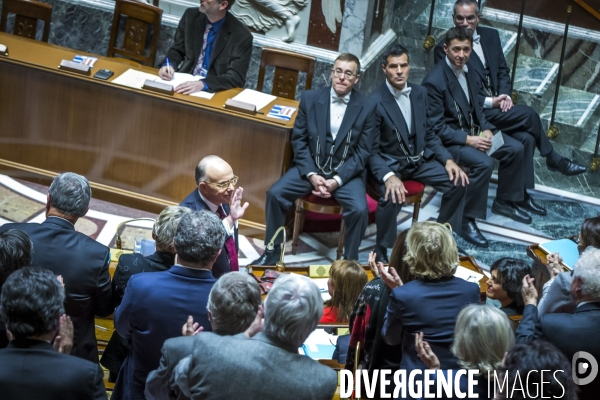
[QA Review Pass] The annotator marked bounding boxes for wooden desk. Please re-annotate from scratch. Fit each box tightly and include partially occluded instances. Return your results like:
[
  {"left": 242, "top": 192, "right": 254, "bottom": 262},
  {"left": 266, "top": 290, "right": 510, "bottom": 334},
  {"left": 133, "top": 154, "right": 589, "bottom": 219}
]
[{"left": 0, "top": 33, "right": 298, "bottom": 230}]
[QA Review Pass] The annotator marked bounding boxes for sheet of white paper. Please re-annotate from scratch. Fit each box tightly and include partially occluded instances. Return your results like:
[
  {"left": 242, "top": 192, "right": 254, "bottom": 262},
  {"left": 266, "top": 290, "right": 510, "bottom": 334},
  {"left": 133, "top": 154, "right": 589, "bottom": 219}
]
[
  {"left": 486, "top": 131, "right": 505, "bottom": 156},
  {"left": 190, "top": 91, "right": 215, "bottom": 100},
  {"left": 232, "top": 89, "right": 276, "bottom": 111},
  {"left": 156, "top": 72, "right": 202, "bottom": 89},
  {"left": 0, "top": 44, "right": 7, "bottom": 53},
  {"left": 111, "top": 69, "right": 158, "bottom": 89},
  {"left": 303, "top": 329, "right": 338, "bottom": 353},
  {"left": 454, "top": 265, "right": 485, "bottom": 283}
]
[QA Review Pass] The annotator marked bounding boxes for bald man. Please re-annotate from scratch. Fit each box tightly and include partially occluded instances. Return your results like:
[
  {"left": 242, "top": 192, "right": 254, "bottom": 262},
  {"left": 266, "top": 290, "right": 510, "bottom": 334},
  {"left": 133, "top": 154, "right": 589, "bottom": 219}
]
[{"left": 180, "top": 155, "right": 249, "bottom": 278}]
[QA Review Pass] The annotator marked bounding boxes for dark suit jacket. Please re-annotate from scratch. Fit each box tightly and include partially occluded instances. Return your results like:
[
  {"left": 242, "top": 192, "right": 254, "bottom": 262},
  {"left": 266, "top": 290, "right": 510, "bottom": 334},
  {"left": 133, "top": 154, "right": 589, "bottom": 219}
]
[
  {"left": 180, "top": 189, "right": 237, "bottom": 278},
  {"left": 434, "top": 27, "right": 512, "bottom": 97},
  {"left": 368, "top": 82, "right": 453, "bottom": 181},
  {"left": 382, "top": 277, "right": 480, "bottom": 374},
  {"left": 0, "top": 217, "right": 113, "bottom": 363},
  {"left": 0, "top": 338, "right": 106, "bottom": 400},
  {"left": 186, "top": 332, "right": 338, "bottom": 399},
  {"left": 515, "top": 302, "right": 600, "bottom": 400},
  {"left": 113, "top": 266, "right": 215, "bottom": 400},
  {"left": 292, "top": 87, "right": 376, "bottom": 183},
  {"left": 421, "top": 60, "right": 495, "bottom": 161},
  {"left": 162, "top": 8, "right": 253, "bottom": 92},
  {"left": 145, "top": 335, "right": 195, "bottom": 400}
]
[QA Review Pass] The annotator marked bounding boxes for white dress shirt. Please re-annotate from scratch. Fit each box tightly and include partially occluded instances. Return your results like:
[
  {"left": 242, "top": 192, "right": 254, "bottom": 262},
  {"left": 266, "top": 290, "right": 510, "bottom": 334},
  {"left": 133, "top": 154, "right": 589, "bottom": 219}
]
[
  {"left": 198, "top": 190, "right": 235, "bottom": 236},
  {"left": 382, "top": 80, "right": 412, "bottom": 183},
  {"left": 329, "top": 87, "right": 351, "bottom": 141},
  {"left": 446, "top": 56, "right": 470, "bottom": 104}
]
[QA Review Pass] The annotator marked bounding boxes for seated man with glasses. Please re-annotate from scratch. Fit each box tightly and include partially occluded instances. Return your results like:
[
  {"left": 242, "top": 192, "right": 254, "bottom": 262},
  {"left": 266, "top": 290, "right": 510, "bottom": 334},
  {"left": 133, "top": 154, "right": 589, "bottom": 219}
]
[
  {"left": 180, "top": 155, "right": 249, "bottom": 277},
  {"left": 251, "top": 53, "right": 377, "bottom": 265}
]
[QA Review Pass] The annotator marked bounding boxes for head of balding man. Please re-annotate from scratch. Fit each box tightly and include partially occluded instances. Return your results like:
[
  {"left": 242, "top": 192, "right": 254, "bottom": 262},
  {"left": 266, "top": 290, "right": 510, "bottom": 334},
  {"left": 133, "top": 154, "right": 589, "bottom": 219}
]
[{"left": 195, "top": 155, "right": 237, "bottom": 205}]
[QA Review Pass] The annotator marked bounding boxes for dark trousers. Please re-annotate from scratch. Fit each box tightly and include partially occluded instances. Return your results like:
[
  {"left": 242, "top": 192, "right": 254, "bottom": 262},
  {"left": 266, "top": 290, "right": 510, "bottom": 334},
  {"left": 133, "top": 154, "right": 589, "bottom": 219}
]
[
  {"left": 370, "top": 160, "right": 467, "bottom": 249},
  {"left": 265, "top": 166, "right": 368, "bottom": 260},
  {"left": 450, "top": 132, "right": 525, "bottom": 220},
  {"left": 485, "top": 104, "right": 552, "bottom": 189}
]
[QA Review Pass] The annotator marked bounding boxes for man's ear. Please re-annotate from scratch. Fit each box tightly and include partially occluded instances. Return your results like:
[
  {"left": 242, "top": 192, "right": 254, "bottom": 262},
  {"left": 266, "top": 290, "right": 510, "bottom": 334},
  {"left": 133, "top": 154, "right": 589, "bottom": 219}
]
[
  {"left": 212, "top": 248, "right": 222, "bottom": 264},
  {"left": 443, "top": 43, "right": 449, "bottom": 55}
]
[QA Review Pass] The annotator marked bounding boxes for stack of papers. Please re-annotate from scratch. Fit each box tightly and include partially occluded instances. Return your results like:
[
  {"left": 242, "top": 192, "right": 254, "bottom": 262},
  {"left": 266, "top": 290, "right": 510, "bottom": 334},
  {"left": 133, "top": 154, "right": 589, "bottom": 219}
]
[
  {"left": 300, "top": 329, "right": 337, "bottom": 359},
  {"left": 454, "top": 265, "right": 485, "bottom": 283},
  {"left": 111, "top": 69, "right": 214, "bottom": 99},
  {"left": 232, "top": 89, "right": 276, "bottom": 111}
]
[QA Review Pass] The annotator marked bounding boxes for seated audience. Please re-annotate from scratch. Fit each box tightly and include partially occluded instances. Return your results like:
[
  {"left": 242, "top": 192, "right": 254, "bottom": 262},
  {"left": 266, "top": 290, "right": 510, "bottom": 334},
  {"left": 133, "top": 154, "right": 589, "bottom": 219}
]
[
  {"left": 382, "top": 221, "right": 480, "bottom": 383},
  {"left": 174, "top": 274, "right": 338, "bottom": 399},
  {"left": 101, "top": 206, "right": 190, "bottom": 381},
  {"left": 517, "top": 246, "right": 600, "bottom": 400},
  {"left": 321, "top": 259, "right": 368, "bottom": 323},
  {"left": 0, "top": 267, "right": 106, "bottom": 400},
  {"left": 180, "top": 155, "right": 248, "bottom": 278},
  {"left": 158, "top": 0, "right": 253, "bottom": 94},
  {"left": 487, "top": 257, "right": 532, "bottom": 316},
  {"left": 539, "top": 215, "right": 600, "bottom": 315},
  {"left": 112, "top": 210, "right": 225, "bottom": 400},
  {"left": 145, "top": 271, "right": 262, "bottom": 400},
  {"left": 416, "top": 304, "right": 515, "bottom": 399},
  {"left": 0, "top": 229, "right": 33, "bottom": 348},
  {"left": 0, "top": 172, "right": 113, "bottom": 363},
  {"left": 499, "top": 341, "right": 577, "bottom": 400}
]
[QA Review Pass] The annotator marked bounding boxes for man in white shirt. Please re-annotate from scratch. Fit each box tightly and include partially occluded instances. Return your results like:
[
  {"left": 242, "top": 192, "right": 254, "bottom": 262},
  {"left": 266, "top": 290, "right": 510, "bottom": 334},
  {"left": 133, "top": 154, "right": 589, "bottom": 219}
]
[{"left": 251, "top": 53, "right": 377, "bottom": 265}]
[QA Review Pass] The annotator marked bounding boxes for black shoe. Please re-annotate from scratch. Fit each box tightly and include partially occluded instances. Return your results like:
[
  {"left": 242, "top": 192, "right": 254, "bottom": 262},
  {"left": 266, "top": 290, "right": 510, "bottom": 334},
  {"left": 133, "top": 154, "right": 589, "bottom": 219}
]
[
  {"left": 492, "top": 199, "right": 532, "bottom": 224},
  {"left": 374, "top": 245, "right": 389, "bottom": 264},
  {"left": 514, "top": 194, "right": 546, "bottom": 216},
  {"left": 458, "top": 219, "right": 489, "bottom": 247},
  {"left": 248, "top": 244, "right": 281, "bottom": 266},
  {"left": 546, "top": 157, "right": 587, "bottom": 176}
]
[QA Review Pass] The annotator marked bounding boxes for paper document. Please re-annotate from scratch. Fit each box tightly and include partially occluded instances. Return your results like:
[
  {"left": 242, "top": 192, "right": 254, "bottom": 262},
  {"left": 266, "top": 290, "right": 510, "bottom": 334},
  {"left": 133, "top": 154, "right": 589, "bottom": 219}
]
[
  {"left": 539, "top": 238, "right": 579, "bottom": 270},
  {"left": 190, "top": 91, "right": 215, "bottom": 100},
  {"left": 486, "top": 131, "right": 505, "bottom": 156},
  {"left": 156, "top": 72, "right": 202, "bottom": 89},
  {"left": 454, "top": 265, "right": 485, "bottom": 283},
  {"left": 232, "top": 89, "right": 276, "bottom": 111},
  {"left": 112, "top": 69, "right": 159, "bottom": 89},
  {"left": 0, "top": 44, "right": 6, "bottom": 53},
  {"left": 300, "top": 329, "right": 337, "bottom": 359}
]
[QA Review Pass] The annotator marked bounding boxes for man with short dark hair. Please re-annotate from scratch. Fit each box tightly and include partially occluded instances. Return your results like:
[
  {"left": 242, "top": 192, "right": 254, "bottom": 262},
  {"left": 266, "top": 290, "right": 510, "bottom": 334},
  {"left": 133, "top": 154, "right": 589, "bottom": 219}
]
[
  {"left": 252, "top": 53, "right": 377, "bottom": 265},
  {"left": 369, "top": 44, "right": 470, "bottom": 259},
  {"left": 0, "top": 172, "right": 113, "bottom": 362},
  {"left": 434, "top": 0, "right": 586, "bottom": 179},
  {"left": 112, "top": 211, "right": 225, "bottom": 400},
  {"left": 422, "top": 27, "right": 533, "bottom": 245},
  {"left": 180, "top": 155, "right": 248, "bottom": 277},
  {"left": 0, "top": 267, "right": 106, "bottom": 400},
  {"left": 158, "top": 0, "right": 253, "bottom": 94}
]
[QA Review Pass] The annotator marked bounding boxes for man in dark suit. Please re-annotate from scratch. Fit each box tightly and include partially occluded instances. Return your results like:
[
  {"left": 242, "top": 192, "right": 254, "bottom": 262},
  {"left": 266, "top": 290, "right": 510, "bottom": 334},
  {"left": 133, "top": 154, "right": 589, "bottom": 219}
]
[
  {"left": 422, "top": 27, "right": 534, "bottom": 236},
  {"left": 251, "top": 53, "right": 376, "bottom": 265},
  {"left": 112, "top": 211, "right": 224, "bottom": 400},
  {"left": 145, "top": 272, "right": 262, "bottom": 400},
  {"left": 369, "top": 44, "right": 471, "bottom": 257},
  {"left": 180, "top": 155, "right": 248, "bottom": 278},
  {"left": 0, "top": 267, "right": 106, "bottom": 400},
  {"left": 0, "top": 172, "right": 113, "bottom": 363},
  {"left": 183, "top": 274, "right": 338, "bottom": 399},
  {"left": 434, "top": 0, "right": 586, "bottom": 179},
  {"left": 158, "top": 0, "right": 252, "bottom": 94},
  {"left": 517, "top": 246, "right": 600, "bottom": 400}
]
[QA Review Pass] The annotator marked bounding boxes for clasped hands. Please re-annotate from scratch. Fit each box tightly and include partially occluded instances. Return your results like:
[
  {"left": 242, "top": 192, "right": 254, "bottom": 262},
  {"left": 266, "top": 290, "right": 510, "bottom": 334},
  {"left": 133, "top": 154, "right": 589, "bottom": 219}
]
[
  {"left": 492, "top": 94, "right": 514, "bottom": 113},
  {"left": 466, "top": 129, "right": 493, "bottom": 152},
  {"left": 309, "top": 175, "right": 339, "bottom": 198},
  {"left": 158, "top": 65, "right": 205, "bottom": 94}
]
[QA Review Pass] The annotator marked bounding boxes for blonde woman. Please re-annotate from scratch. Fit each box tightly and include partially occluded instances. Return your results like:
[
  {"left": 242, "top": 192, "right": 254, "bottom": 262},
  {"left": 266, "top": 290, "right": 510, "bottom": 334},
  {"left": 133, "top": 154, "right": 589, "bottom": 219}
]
[{"left": 321, "top": 259, "right": 368, "bottom": 323}]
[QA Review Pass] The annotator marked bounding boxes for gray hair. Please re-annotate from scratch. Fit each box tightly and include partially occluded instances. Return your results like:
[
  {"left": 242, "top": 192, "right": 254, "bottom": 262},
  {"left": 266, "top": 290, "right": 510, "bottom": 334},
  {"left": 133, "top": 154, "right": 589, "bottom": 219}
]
[
  {"left": 574, "top": 246, "right": 600, "bottom": 298},
  {"left": 153, "top": 206, "right": 191, "bottom": 252},
  {"left": 452, "top": 304, "right": 514, "bottom": 372},
  {"left": 207, "top": 272, "right": 261, "bottom": 335},
  {"left": 195, "top": 155, "right": 225, "bottom": 185},
  {"left": 173, "top": 211, "right": 226, "bottom": 266},
  {"left": 0, "top": 267, "right": 65, "bottom": 339},
  {"left": 48, "top": 172, "right": 91, "bottom": 218},
  {"left": 263, "top": 274, "right": 322, "bottom": 348},
  {"left": 453, "top": 0, "right": 480, "bottom": 15}
]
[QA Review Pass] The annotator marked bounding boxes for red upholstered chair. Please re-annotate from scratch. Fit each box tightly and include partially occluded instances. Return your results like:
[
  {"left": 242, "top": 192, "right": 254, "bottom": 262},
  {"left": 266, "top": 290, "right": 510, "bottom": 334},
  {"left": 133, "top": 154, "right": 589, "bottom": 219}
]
[{"left": 291, "top": 181, "right": 425, "bottom": 260}]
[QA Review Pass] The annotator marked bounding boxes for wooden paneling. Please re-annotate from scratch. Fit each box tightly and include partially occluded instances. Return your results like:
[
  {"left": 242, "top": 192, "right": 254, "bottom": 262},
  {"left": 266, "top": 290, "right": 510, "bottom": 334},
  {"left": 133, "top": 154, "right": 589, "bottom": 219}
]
[{"left": 0, "top": 33, "right": 298, "bottom": 229}]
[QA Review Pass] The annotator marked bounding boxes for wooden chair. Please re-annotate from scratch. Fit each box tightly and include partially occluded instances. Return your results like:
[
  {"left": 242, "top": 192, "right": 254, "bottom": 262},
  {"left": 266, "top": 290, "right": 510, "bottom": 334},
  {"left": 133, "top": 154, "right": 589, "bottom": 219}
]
[
  {"left": 367, "top": 180, "right": 425, "bottom": 226},
  {"left": 0, "top": 0, "right": 52, "bottom": 42},
  {"left": 107, "top": 0, "right": 162, "bottom": 67},
  {"left": 257, "top": 48, "right": 315, "bottom": 100}
]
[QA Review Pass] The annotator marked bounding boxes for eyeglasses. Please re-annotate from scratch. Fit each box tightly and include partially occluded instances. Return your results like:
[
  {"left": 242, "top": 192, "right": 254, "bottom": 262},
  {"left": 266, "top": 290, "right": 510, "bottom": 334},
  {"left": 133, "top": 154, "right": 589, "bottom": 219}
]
[
  {"left": 331, "top": 68, "right": 357, "bottom": 79},
  {"left": 453, "top": 15, "right": 478, "bottom": 23},
  {"left": 203, "top": 176, "right": 239, "bottom": 190}
]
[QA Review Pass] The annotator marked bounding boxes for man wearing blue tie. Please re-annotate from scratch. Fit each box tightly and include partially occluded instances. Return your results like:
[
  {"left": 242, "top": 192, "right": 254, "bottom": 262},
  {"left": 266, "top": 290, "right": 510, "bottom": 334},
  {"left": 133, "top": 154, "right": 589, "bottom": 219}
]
[
  {"left": 251, "top": 53, "right": 377, "bottom": 265},
  {"left": 158, "top": 0, "right": 252, "bottom": 94}
]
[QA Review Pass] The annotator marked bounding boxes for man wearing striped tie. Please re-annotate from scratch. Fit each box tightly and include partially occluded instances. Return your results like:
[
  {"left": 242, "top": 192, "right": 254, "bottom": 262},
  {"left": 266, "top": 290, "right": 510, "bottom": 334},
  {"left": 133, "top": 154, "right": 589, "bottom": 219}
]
[
  {"left": 180, "top": 155, "right": 249, "bottom": 278},
  {"left": 158, "top": 0, "right": 253, "bottom": 94}
]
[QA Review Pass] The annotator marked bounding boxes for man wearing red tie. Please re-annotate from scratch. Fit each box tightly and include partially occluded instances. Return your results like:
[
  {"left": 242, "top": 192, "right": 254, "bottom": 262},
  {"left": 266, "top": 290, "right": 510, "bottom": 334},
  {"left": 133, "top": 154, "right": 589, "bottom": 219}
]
[{"left": 180, "top": 155, "right": 249, "bottom": 278}]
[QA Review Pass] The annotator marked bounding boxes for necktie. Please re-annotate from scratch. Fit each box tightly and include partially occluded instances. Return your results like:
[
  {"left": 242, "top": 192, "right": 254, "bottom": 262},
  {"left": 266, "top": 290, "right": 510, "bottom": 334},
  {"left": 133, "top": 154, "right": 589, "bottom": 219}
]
[
  {"left": 397, "top": 87, "right": 411, "bottom": 97},
  {"left": 471, "top": 33, "right": 486, "bottom": 67},
  {"left": 331, "top": 94, "right": 349, "bottom": 104},
  {"left": 193, "top": 24, "right": 212, "bottom": 76},
  {"left": 472, "top": 34, "right": 480, "bottom": 44},
  {"left": 216, "top": 206, "right": 239, "bottom": 272},
  {"left": 395, "top": 87, "right": 412, "bottom": 132}
]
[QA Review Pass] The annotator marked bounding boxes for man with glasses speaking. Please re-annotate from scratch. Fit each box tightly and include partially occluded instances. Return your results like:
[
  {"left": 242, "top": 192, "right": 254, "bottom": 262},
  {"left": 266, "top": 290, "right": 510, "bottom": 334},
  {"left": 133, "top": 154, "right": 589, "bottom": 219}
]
[
  {"left": 180, "top": 155, "right": 249, "bottom": 277},
  {"left": 251, "top": 53, "right": 377, "bottom": 266}
]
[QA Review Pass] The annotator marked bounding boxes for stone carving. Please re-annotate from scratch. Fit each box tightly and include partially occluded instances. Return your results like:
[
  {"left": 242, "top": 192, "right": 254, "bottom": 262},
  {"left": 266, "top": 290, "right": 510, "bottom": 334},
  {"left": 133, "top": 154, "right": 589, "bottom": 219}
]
[
  {"left": 231, "top": 0, "right": 307, "bottom": 42},
  {"left": 321, "top": 0, "right": 343, "bottom": 35}
]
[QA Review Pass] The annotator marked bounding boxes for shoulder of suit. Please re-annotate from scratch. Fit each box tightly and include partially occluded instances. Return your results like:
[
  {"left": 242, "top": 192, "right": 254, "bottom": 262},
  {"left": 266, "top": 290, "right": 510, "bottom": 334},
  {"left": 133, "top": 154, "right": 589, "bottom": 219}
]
[
  {"left": 183, "top": 7, "right": 201, "bottom": 19},
  {"left": 226, "top": 11, "right": 253, "bottom": 35}
]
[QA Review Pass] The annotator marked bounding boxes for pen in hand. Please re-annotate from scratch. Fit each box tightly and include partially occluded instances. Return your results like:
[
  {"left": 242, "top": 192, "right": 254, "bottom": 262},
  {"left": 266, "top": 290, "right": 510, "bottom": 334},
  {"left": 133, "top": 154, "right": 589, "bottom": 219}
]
[{"left": 164, "top": 57, "right": 174, "bottom": 80}]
